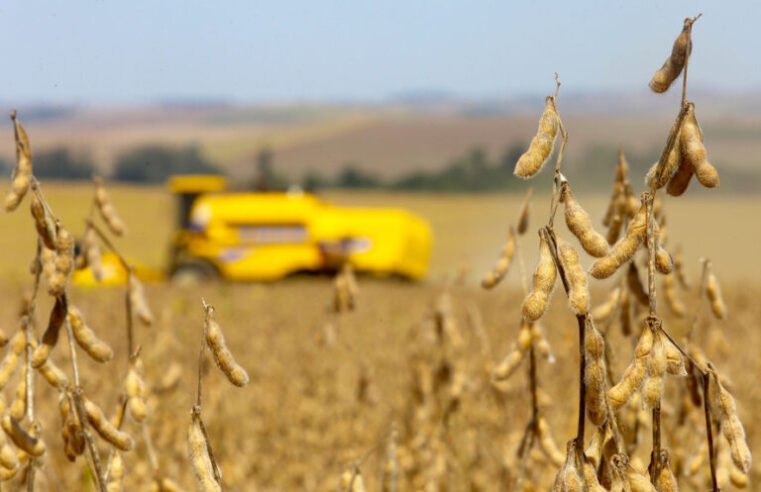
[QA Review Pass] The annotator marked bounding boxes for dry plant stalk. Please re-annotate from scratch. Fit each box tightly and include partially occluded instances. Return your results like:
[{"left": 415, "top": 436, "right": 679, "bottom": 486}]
[{"left": 189, "top": 299, "right": 250, "bottom": 491}]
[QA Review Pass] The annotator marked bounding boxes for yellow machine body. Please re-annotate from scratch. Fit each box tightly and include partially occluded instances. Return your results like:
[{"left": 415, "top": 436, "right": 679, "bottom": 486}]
[
  {"left": 73, "top": 175, "right": 432, "bottom": 283},
  {"left": 176, "top": 189, "right": 432, "bottom": 281}
]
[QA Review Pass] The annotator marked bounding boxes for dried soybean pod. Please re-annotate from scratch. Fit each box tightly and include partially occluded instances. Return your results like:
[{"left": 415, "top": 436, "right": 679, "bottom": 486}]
[
  {"left": 152, "top": 478, "right": 182, "bottom": 492},
  {"left": 645, "top": 129, "right": 682, "bottom": 190},
  {"left": 83, "top": 226, "right": 104, "bottom": 281},
  {"left": 590, "top": 202, "right": 647, "bottom": 279},
  {"left": 653, "top": 222, "right": 674, "bottom": 274},
  {"left": 340, "top": 469, "right": 367, "bottom": 492},
  {"left": 666, "top": 158, "right": 694, "bottom": 196},
  {"left": 557, "top": 238, "right": 589, "bottom": 315},
  {"left": 616, "top": 148, "right": 630, "bottom": 182},
  {"left": 531, "top": 323, "right": 555, "bottom": 363},
  {"left": 606, "top": 212, "right": 623, "bottom": 245},
  {"left": 591, "top": 287, "right": 620, "bottom": 324},
  {"left": 69, "top": 306, "right": 114, "bottom": 363},
  {"left": 0, "top": 428, "right": 18, "bottom": 473},
  {"left": 129, "top": 274, "right": 153, "bottom": 326},
  {"left": 673, "top": 247, "right": 689, "bottom": 288},
  {"left": 514, "top": 96, "right": 559, "bottom": 179},
  {"left": 730, "top": 464, "right": 749, "bottom": 488},
  {"left": 481, "top": 228, "right": 516, "bottom": 289},
  {"left": 608, "top": 329, "right": 652, "bottom": 407},
  {"left": 1, "top": 415, "right": 45, "bottom": 457},
  {"left": 4, "top": 112, "right": 33, "bottom": 212},
  {"left": 561, "top": 183, "right": 609, "bottom": 257},
  {"left": 608, "top": 359, "right": 646, "bottom": 409},
  {"left": 714, "top": 377, "right": 752, "bottom": 473},
  {"left": 584, "top": 324, "right": 608, "bottom": 426},
  {"left": 37, "top": 358, "right": 68, "bottom": 390},
  {"left": 603, "top": 181, "right": 623, "bottom": 229},
  {"left": 106, "top": 452, "right": 124, "bottom": 492},
  {"left": 681, "top": 103, "right": 720, "bottom": 188},
  {"left": 188, "top": 414, "right": 221, "bottom": 492},
  {"left": 491, "top": 345, "right": 525, "bottom": 382},
  {"left": 649, "top": 17, "right": 694, "bottom": 93},
  {"left": 662, "top": 274, "right": 685, "bottom": 318},
  {"left": 30, "top": 195, "right": 55, "bottom": 250},
  {"left": 662, "top": 334, "right": 686, "bottom": 377},
  {"left": 31, "top": 296, "right": 66, "bottom": 368},
  {"left": 126, "top": 363, "right": 148, "bottom": 422},
  {"left": 626, "top": 263, "right": 649, "bottom": 307},
  {"left": 517, "top": 321, "right": 532, "bottom": 352},
  {"left": 582, "top": 459, "right": 607, "bottom": 492},
  {"left": 60, "top": 397, "right": 85, "bottom": 461},
  {"left": 641, "top": 376, "right": 663, "bottom": 408},
  {"left": 537, "top": 416, "right": 564, "bottom": 467},
  {"left": 94, "top": 177, "right": 126, "bottom": 236},
  {"left": 516, "top": 188, "right": 532, "bottom": 235},
  {"left": 83, "top": 398, "right": 134, "bottom": 451},
  {"left": 9, "top": 361, "right": 26, "bottom": 421},
  {"left": 643, "top": 332, "right": 666, "bottom": 408},
  {"left": 552, "top": 440, "right": 582, "bottom": 492},
  {"left": 705, "top": 269, "right": 727, "bottom": 320},
  {"left": 619, "top": 287, "right": 632, "bottom": 337},
  {"left": 204, "top": 303, "right": 249, "bottom": 387},
  {"left": 628, "top": 467, "right": 657, "bottom": 492},
  {"left": 521, "top": 232, "right": 557, "bottom": 322},
  {"left": 0, "top": 350, "right": 19, "bottom": 392},
  {"left": 48, "top": 226, "right": 74, "bottom": 297}
]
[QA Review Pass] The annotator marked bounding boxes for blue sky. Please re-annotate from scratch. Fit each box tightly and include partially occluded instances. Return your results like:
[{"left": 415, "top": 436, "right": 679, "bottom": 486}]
[{"left": 1, "top": 1, "right": 759, "bottom": 105}]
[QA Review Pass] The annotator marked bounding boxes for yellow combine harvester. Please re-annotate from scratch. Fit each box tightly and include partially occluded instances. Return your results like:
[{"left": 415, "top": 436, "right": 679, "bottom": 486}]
[{"left": 163, "top": 175, "right": 432, "bottom": 282}]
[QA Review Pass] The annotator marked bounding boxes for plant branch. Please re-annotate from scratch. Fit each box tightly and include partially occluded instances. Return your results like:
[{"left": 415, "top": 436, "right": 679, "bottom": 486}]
[{"left": 702, "top": 371, "right": 719, "bottom": 492}]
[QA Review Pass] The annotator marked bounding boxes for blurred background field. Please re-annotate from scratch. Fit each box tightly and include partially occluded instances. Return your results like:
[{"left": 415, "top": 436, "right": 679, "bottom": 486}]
[
  {"left": 1, "top": 181, "right": 759, "bottom": 283},
  {"left": 0, "top": 1, "right": 760, "bottom": 490}
]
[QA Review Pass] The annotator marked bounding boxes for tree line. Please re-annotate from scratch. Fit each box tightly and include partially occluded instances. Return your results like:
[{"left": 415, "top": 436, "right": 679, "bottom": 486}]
[
  {"left": 1, "top": 142, "right": 754, "bottom": 193},
  {"left": 0, "top": 144, "right": 218, "bottom": 183}
]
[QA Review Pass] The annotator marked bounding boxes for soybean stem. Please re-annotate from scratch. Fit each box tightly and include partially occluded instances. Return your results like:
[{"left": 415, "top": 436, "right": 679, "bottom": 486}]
[{"left": 702, "top": 373, "right": 719, "bottom": 492}]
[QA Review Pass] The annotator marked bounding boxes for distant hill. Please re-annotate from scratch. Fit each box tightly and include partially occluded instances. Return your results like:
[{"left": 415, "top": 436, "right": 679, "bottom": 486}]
[{"left": 0, "top": 90, "right": 759, "bottom": 190}]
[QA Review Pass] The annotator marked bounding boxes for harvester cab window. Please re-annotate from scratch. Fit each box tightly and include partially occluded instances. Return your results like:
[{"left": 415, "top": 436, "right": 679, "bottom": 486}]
[
  {"left": 167, "top": 175, "right": 228, "bottom": 231},
  {"left": 177, "top": 192, "right": 198, "bottom": 230}
]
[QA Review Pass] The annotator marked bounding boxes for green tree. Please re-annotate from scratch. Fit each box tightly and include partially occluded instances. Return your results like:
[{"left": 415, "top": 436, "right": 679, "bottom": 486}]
[
  {"left": 335, "top": 163, "right": 380, "bottom": 189},
  {"left": 34, "top": 148, "right": 95, "bottom": 180},
  {"left": 113, "top": 145, "right": 220, "bottom": 183}
]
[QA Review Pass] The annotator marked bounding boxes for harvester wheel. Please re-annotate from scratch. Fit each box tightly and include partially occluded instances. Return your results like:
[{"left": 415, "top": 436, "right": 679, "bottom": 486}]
[{"left": 170, "top": 261, "right": 218, "bottom": 286}]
